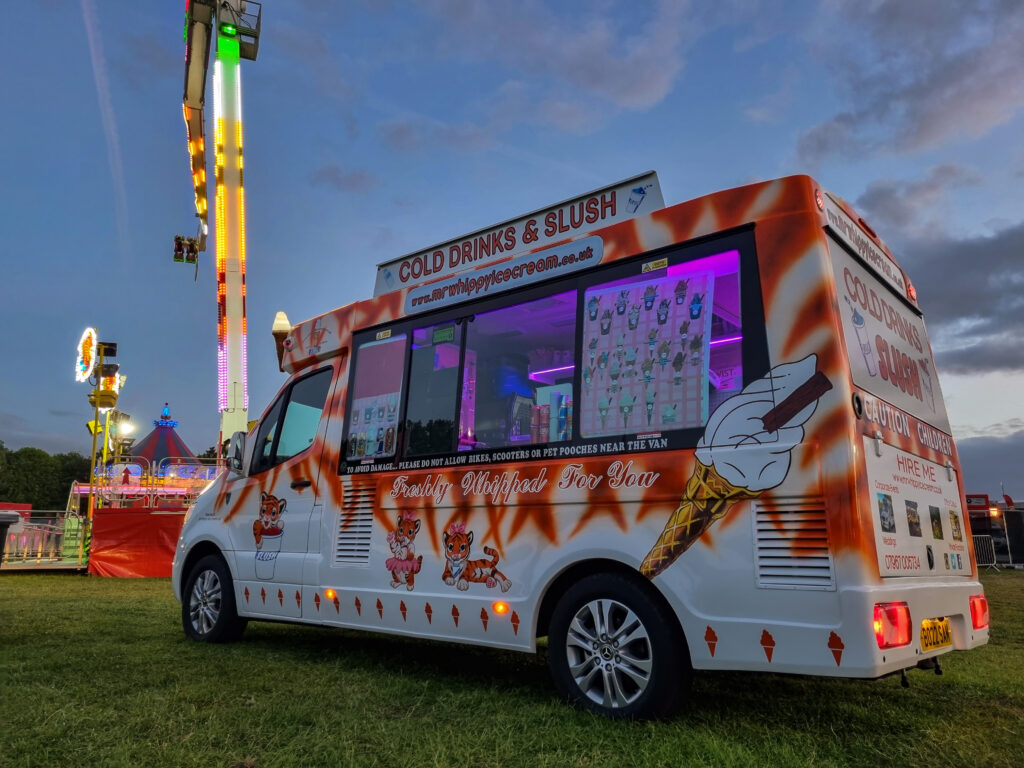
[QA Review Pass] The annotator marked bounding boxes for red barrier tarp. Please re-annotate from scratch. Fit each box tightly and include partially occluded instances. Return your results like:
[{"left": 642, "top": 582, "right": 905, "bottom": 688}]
[{"left": 88, "top": 509, "right": 186, "bottom": 577}]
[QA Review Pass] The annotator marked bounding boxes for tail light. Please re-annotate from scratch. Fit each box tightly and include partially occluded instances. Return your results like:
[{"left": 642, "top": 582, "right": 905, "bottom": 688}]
[
  {"left": 969, "top": 594, "right": 989, "bottom": 629},
  {"left": 874, "top": 602, "right": 912, "bottom": 648}
]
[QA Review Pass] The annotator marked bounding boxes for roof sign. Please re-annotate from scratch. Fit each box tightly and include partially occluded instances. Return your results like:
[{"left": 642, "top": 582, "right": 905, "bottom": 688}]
[{"left": 374, "top": 171, "right": 663, "bottom": 296}]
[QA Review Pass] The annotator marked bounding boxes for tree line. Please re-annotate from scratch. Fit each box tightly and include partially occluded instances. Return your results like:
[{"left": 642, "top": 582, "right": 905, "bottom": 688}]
[{"left": 0, "top": 440, "right": 92, "bottom": 510}]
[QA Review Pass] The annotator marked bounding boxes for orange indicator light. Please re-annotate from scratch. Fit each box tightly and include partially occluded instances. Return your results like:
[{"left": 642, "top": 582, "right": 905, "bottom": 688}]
[
  {"left": 492, "top": 601, "right": 509, "bottom": 615},
  {"left": 325, "top": 588, "right": 337, "bottom": 600}
]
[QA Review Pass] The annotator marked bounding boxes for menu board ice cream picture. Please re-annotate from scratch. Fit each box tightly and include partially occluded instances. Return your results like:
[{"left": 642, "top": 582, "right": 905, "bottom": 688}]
[{"left": 580, "top": 266, "right": 715, "bottom": 438}]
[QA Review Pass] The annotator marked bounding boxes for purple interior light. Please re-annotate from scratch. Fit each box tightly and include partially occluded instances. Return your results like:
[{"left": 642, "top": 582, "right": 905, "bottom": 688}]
[
  {"left": 528, "top": 364, "right": 575, "bottom": 381},
  {"left": 708, "top": 335, "right": 742, "bottom": 347}
]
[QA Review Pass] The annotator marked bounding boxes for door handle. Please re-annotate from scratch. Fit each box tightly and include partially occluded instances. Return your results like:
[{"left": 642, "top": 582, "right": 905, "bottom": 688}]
[{"left": 290, "top": 479, "right": 312, "bottom": 489}]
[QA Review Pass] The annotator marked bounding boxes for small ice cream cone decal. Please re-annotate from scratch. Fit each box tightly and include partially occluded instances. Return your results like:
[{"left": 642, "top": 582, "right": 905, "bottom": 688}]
[
  {"left": 425, "top": 602, "right": 433, "bottom": 624},
  {"left": 705, "top": 625, "right": 718, "bottom": 657},
  {"left": 619, "top": 392, "right": 636, "bottom": 427},
  {"left": 295, "top": 590, "right": 301, "bottom": 609},
  {"left": 333, "top": 595, "right": 340, "bottom": 613},
  {"left": 244, "top": 587, "right": 250, "bottom": 604},
  {"left": 277, "top": 589, "right": 284, "bottom": 606},
  {"left": 376, "top": 598, "right": 384, "bottom": 619},
  {"left": 828, "top": 631, "right": 845, "bottom": 666},
  {"left": 260, "top": 587, "right": 266, "bottom": 604},
  {"left": 641, "top": 356, "right": 832, "bottom": 579},
  {"left": 314, "top": 593, "right": 321, "bottom": 611},
  {"left": 480, "top": 607, "right": 489, "bottom": 631},
  {"left": 761, "top": 629, "right": 776, "bottom": 662},
  {"left": 511, "top": 610, "right": 520, "bottom": 635},
  {"left": 452, "top": 604, "right": 460, "bottom": 627},
  {"left": 400, "top": 600, "right": 407, "bottom": 621},
  {"left": 354, "top": 596, "right": 362, "bottom": 616}
]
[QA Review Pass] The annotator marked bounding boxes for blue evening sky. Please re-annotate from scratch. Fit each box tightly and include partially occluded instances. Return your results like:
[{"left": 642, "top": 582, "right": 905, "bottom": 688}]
[{"left": 2, "top": 1, "right": 1022, "bottom": 495}]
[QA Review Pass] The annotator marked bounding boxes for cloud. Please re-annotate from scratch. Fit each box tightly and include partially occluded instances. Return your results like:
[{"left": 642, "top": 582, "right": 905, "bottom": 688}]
[
  {"left": 0, "top": 411, "right": 79, "bottom": 455},
  {"left": 799, "top": 1, "right": 1024, "bottom": 165},
  {"left": 116, "top": 33, "right": 180, "bottom": 90},
  {"left": 379, "top": 120, "right": 423, "bottom": 153},
  {"left": 275, "top": 25, "right": 355, "bottom": 105},
  {"left": 954, "top": 418, "right": 1024, "bottom": 440},
  {"left": 80, "top": 0, "right": 130, "bottom": 261},
  {"left": 956, "top": 429, "right": 1024, "bottom": 498},
  {"left": 743, "top": 65, "right": 799, "bottom": 124},
  {"left": 421, "top": 0, "right": 695, "bottom": 111},
  {"left": 899, "top": 218, "right": 1024, "bottom": 375},
  {"left": 310, "top": 165, "right": 379, "bottom": 192},
  {"left": 854, "top": 164, "right": 981, "bottom": 237}
]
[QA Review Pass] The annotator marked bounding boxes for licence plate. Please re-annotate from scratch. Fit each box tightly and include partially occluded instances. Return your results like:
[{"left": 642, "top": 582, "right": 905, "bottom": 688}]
[{"left": 920, "top": 617, "right": 952, "bottom": 652}]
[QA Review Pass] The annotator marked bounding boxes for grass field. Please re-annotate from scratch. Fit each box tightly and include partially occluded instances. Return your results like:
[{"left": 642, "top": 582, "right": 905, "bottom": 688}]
[{"left": 1, "top": 571, "right": 1022, "bottom": 768}]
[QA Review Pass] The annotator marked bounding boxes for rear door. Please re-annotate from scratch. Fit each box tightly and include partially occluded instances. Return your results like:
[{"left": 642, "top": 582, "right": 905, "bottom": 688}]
[{"left": 826, "top": 206, "right": 967, "bottom": 579}]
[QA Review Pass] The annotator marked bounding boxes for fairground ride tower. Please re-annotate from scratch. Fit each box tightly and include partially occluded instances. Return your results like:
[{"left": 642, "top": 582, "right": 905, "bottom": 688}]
[{"left": 179, "top": 1, "right": 261, "bottom": 449}]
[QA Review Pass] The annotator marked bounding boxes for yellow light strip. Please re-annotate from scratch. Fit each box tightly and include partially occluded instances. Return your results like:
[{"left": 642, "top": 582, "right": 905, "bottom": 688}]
[{"left": 238, "top": 185, "right": 246, "bottom": 270}]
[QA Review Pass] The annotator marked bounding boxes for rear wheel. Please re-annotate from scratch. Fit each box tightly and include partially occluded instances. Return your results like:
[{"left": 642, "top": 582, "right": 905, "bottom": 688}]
[
  {"left": 182, "top": 554, "right": 247, "bottom": 643},
  {"left": 547, "top": 572, "right": 689, "bottom": 719}
]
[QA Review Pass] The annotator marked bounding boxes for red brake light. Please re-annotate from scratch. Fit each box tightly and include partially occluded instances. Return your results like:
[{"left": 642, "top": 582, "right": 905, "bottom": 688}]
[
  {"left": 969, "top": 594, "right": 989, "bottom": 629},
  {"left": 873, "top": 602, "right": 912, "bottom": 648}
]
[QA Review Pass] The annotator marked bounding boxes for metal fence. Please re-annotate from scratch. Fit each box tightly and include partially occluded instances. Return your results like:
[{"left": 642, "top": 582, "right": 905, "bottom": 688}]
[
  {"left": 973, "top": 535, "right": 997, "bottom": 570},
  {"left": 1, "top": 511, "right": 86, "bottom": 565}
]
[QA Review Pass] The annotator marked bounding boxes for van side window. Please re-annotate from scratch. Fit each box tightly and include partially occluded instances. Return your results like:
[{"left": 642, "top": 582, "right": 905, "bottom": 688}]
[
  {"left": 579, "top": 249, "right": 742, "bottom": 438},
  {"left": 252, "top": 368, "right": 333, "bottom": 473},
  {"left": 347, "top": 334, "right": 407, "bottom": 461},
  {"left": 276, "top": 369, "right": 333, "bottom": 462},
  {"left": 405, "top": 322, "right": 464, "bottom": 457},
  {"left": 459, "top": 289, "right": 577, "bottom": 450},
  {"left": 252, "top": 397, "right": 284, "bottom": 474}
]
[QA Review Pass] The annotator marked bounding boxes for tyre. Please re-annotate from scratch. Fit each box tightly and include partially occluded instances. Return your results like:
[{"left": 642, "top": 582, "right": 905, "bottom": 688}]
[
  {"left": 182, "top": 554, "right": 247, "bottom": 643},
  {"left": 547, "top": 572, "right": 690, "bottom": 720}
]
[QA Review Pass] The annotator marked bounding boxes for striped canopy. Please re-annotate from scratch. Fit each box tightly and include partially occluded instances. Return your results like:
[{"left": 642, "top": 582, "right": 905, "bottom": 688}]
[{"left": 126, "top": 403, "right": 196, "bottom": 471}]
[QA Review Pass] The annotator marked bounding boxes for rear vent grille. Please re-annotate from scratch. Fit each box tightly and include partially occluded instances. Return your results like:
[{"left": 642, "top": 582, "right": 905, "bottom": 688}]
[
  {"left": 754, "top": 499, "right": 834, "bottom": 590},
  {"left": 335, "top": 478, "right": 374, "bottom": 565}
]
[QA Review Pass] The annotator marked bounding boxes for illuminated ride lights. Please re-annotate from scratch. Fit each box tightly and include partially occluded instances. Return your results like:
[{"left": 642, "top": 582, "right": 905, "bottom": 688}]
[{"left": 75, "top": 327, "right": 99, "bottom": 382}]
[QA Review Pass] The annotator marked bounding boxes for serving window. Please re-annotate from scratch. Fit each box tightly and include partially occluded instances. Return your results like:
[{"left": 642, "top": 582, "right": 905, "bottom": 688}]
[
  {"left": 458, "top": 290, "right": 577, "bottom": 451},
  {"left": 346, "top": 333, "right": 407, "bottom": 461},
  {"left": 341, "top": 229, "right": 764, "bottom": 473}
]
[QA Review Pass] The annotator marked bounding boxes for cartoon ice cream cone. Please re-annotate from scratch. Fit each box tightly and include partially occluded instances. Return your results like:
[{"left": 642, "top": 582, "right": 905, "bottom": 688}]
[
  {"left": 640, "top": 355, "right": 832, "bottom": 579},
  {"left": 639, "top": 460, "right": 758, "bottom": 579}
]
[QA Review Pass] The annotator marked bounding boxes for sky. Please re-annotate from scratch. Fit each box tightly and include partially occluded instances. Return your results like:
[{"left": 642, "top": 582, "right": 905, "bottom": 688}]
[{"left": 1, "top": 0, "right": 1022, "bottom": 496}]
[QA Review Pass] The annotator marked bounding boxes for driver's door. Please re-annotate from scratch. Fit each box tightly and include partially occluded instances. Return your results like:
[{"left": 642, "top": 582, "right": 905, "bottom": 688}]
[{"left": 227, "top": 367, "right": 334, "bottom": 618}]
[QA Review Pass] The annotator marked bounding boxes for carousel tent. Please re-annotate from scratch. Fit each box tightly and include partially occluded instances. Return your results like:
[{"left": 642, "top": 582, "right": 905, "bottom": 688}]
[{"left": 126, "top": 403, "right": 196, "bottom": 472}]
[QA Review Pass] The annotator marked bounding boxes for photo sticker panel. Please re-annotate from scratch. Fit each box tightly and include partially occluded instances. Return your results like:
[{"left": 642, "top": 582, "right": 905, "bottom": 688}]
[{"left": 865, "top": 438, "right": 967, "bottom": 577}]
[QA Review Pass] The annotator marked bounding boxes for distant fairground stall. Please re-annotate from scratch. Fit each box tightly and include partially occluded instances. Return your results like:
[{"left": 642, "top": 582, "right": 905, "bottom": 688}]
[{"left": 2, "top": 405, "right": 224, "bottom": 576}]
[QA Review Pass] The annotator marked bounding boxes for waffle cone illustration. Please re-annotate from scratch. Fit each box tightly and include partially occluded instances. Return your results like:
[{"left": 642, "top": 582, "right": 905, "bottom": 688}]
[
  {"left": 641, "top": 355, "right": 832, "bottom": 580},
  {"left": 640, "top": 461, "right": 758, "bottom": 578}
]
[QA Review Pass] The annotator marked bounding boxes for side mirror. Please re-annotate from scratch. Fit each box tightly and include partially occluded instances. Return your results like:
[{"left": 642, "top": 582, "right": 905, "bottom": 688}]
[{"left": 226, "top": 431, "right": 247, "bottom": 474}]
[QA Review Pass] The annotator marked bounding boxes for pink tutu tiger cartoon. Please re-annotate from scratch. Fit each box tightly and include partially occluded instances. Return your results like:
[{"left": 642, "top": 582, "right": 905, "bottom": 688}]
[{"left": 385, "top": 511, "right": 422, "bottom": 591}]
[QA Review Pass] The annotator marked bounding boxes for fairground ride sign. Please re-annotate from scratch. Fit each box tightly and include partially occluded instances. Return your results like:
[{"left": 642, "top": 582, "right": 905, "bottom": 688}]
[{"left": 374, "top": 171, "right": 664, "bottom": 297}]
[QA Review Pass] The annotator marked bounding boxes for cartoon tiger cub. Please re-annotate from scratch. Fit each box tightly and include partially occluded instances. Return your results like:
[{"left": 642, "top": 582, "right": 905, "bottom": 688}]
[
  {"left": 385, "top": 511, "right": 423, "bottom": 591},
  {"left": 253, "top": 491, "right": 286, "bottom": 548},
  {"left": 442, "top": 523, "right": 511, "bottom": 592}
]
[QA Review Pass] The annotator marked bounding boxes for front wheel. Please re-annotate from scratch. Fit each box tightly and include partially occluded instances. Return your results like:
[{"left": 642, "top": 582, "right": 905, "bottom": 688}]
[
  {"left": 182, "top": 554, "right": 247, "bottom": 643},
  {"left": 547, "top": 572, "right": 690, "bottom": 719}
]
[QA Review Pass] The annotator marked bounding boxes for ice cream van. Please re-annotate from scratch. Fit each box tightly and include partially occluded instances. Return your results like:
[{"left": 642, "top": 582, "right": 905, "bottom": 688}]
[{"left": 172, "top": 173, "right": 989, "bottom": 719}]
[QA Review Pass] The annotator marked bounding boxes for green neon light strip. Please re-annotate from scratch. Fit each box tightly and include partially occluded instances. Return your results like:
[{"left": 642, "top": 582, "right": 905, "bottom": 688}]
[{"left": 218, "top": 35, "right": 240, "bottom": 62}]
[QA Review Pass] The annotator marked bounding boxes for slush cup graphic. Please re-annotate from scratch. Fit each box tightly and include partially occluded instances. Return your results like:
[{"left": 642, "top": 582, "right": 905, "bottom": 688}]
[
  {"left": 846, "top": 298, "right": 878, "bottom": 376},
  {"left": 253, "top": 492, "right": 286, "bottom": 580}
]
